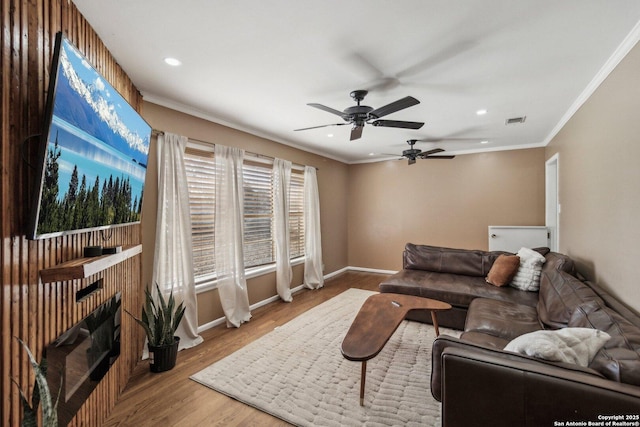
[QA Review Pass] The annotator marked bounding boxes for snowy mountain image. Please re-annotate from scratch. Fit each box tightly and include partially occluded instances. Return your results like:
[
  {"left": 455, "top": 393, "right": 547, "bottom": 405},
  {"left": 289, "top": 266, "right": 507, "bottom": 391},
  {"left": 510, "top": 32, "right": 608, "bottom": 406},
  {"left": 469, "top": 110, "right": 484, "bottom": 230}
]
[{"left": 35, "top": 36, "right": 151, "bottom": 236}]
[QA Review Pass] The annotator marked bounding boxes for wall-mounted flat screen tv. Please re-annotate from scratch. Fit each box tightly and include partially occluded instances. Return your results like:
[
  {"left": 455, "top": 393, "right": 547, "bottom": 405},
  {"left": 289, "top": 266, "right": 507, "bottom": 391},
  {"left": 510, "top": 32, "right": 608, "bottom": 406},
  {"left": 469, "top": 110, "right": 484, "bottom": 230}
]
[{"left": 28, "top": 32, "right": 151, "bottom": 240}]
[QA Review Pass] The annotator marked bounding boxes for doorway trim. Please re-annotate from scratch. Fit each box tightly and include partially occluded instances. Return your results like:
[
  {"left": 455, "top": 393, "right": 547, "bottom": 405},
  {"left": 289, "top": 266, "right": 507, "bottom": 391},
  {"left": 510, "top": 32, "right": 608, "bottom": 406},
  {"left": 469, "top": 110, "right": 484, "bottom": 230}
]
[{"left": 545, "top": 153, "right": 560, "bottom": 252}]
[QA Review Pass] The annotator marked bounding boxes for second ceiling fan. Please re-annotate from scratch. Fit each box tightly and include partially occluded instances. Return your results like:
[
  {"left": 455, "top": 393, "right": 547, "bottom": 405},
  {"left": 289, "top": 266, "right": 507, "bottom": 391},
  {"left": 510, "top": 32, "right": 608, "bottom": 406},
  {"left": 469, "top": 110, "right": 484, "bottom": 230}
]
[
  {"left": 294, "top": 90, "right": 424, "bottom": 141},
  {"left": 393, "top": 139, "right": 455, "bottom": 165}
]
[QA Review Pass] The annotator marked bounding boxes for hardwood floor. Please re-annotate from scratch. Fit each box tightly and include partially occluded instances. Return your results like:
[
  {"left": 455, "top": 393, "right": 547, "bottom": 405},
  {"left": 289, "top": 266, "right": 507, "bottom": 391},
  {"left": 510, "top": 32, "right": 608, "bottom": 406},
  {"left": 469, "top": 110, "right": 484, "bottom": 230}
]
[{"left": 103, "top": 271, "right": 389, "bottom": 426}]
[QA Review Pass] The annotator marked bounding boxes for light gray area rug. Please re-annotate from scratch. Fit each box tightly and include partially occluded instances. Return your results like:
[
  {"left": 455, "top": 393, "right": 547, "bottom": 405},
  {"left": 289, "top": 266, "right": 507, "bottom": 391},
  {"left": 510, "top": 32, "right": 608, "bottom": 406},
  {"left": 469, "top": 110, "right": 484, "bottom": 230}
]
[{"left": 191, "top": 288, "right": 461, "bottom": 426}]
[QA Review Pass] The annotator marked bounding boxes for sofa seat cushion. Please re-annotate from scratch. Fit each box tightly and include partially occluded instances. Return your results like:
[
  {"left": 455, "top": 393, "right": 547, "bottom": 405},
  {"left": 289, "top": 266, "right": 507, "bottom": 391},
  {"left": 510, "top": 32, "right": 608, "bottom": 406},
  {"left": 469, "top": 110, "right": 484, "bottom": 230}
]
[
  {"left": 379, "top": 269, "right": 539, "bottom": 309},
  {"left": 459, "top": 331, "right": 511, "bottom": 350},
  {"left": 465, "top": 298, "right": 542, "bottom": 341},
  {"left": 538, "top": 270, "right": 604, "bottom": 329},
  {"left": 569, "top": 301, "right": 640, "bottom": 386}
]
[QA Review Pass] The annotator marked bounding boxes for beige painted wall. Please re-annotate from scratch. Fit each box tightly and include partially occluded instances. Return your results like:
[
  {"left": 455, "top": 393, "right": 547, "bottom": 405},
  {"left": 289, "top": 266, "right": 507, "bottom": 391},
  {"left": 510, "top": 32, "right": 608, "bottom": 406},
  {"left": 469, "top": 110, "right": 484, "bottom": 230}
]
[
  {"left": 140, "top": 37, "right": 640, "bottom": 326},
  {"left": 139, "top": 102, "right": 349, "bottom": 325},
  {"left": 546, "top": 42, "right": 640, "bottom": 313},
  {"left": 347, "top": 148, "right": 546, "bottom": 270}
]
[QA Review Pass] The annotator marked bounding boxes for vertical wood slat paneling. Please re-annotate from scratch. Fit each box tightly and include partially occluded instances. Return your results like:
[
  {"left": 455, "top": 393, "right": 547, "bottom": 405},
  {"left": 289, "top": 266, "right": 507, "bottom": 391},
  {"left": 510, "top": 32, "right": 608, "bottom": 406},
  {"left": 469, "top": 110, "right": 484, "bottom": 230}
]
[
  {"left": 0, "top": 0, "right": 8, "bottom": 420},
  {"left": 1, "top": 1, "right": 146, "bottom": 426}
]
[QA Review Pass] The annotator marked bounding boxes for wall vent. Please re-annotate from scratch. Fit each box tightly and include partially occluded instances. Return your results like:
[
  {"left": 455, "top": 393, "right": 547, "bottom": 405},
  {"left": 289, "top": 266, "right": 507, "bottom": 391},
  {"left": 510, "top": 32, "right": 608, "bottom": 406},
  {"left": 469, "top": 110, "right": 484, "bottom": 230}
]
[{"left": 505, "top": 116, "right": 526, "bottom": 125}]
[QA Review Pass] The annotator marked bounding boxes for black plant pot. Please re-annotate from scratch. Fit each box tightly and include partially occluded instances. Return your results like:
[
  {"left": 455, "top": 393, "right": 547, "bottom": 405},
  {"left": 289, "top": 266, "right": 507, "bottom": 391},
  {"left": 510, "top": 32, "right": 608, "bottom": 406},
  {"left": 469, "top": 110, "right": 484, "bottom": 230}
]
[{"left": 148, "top": 336, "right": 180, "bottom": 373}]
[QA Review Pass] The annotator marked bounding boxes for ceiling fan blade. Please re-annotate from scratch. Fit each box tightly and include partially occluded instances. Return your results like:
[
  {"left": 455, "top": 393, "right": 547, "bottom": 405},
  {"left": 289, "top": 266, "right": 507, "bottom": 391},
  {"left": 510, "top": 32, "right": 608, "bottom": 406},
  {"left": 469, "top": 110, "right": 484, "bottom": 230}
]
[
  {"left": 307, "top": 103, "right": 348, "bottom": 118},
  {"left": 294, "top": 123, "right": 348, "bottom": 131},
  {"left": 408, "top": 158, "right": 416, "bottom": 165},
  {"left": 424, "top": 155, "right": 455, "bottom": 159},
  {"left": 369, "top": 96, "right": 420, "bottom": 118},
  {"left": 418, "top": 148, "right": 445, "bottom": 157},
  {"left": 371, "top": 120, "right": 424, "bottom": 129},
  {"left": 350, "top": 125, "right": 364, "bottom": 141}
]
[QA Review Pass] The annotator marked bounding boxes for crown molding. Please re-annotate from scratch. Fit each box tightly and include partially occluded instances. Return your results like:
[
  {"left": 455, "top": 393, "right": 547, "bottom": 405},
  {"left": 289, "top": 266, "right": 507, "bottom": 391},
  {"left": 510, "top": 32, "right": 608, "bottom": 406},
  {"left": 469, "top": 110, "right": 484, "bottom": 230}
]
[
  {"left": 543, "top": 20, "right": 640, "bottom": 146},
  {"left": 142, "top": 93, "right": 350, "bottom": 164}
]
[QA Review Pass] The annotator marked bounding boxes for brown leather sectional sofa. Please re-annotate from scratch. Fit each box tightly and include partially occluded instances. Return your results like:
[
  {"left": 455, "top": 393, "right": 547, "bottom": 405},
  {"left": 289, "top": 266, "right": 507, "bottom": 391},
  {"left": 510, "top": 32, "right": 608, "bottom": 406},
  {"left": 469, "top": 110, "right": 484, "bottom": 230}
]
[{"left": 379, "top": 243, "right": 640, "bottom": 427}]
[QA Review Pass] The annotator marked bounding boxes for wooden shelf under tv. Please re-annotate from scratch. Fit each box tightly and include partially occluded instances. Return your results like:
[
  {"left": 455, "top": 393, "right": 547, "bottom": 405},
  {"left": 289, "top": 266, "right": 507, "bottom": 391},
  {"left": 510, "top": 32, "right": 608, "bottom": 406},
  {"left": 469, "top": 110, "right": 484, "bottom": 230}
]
[{"left": 40, "top": 244, "right": 142, "bottom": 283}]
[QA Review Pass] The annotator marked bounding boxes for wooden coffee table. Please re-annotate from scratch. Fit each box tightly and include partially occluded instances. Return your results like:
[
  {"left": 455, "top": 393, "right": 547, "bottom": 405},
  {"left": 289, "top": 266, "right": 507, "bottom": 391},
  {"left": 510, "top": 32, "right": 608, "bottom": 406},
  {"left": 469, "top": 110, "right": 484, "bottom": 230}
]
[{"left": 341, "top": 293, "right": 451, "bottom": 405}]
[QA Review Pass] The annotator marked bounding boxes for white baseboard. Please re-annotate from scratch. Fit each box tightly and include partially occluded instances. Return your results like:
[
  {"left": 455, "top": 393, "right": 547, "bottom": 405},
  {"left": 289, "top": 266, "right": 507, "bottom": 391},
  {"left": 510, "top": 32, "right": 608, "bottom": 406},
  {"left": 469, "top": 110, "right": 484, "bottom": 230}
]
[
  {"left": 197, "top": 283, "right": 306, "bottom": 333},
  {"left": 346, "top": 266, "right": 398, "bottom": 275},
  {"left": 196, "top": 267, "right": 396, "bottom": 333},
  {"left": 323, "top": 266, "right": 349, "bottom": 280}
]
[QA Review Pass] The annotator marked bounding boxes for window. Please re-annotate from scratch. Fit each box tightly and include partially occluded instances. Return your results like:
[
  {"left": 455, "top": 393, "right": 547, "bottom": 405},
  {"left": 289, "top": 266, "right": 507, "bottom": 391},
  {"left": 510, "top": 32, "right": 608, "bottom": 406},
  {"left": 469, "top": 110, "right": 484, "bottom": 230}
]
[
  {"left": 183, "top": 147, "right": 305, "bottom": 285},
  {"left": 243, "top": 160, "right": 274, "bottom": 268}
]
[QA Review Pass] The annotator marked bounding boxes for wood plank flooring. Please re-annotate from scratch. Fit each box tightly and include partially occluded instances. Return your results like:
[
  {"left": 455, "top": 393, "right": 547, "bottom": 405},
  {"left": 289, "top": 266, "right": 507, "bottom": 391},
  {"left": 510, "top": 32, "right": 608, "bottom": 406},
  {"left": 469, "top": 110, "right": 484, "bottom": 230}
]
[{"left": 102, "top": 271, "right": 389, "bottom": 426}]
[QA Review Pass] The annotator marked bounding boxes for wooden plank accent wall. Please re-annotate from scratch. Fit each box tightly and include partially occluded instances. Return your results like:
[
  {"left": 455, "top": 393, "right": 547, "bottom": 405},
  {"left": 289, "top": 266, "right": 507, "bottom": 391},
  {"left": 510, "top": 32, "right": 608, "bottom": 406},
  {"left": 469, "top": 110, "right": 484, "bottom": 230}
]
[{"left": 1, "top": 1, "right": 146, "bottom": 425}]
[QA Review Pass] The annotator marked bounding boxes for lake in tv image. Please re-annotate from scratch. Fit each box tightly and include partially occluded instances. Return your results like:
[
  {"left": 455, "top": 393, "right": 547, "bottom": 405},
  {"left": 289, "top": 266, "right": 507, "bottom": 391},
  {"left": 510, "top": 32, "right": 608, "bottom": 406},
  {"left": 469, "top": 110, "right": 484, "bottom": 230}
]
[{"left": 36, "top": 36, "right": 151, "bottom": 237}]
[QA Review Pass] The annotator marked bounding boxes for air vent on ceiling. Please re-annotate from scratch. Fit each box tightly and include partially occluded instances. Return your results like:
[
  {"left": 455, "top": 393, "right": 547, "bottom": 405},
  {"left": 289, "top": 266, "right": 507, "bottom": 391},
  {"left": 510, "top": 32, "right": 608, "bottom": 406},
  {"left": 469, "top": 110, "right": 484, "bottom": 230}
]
[{"left": 505, "top": 116, "right": 526, "bottom": 125}]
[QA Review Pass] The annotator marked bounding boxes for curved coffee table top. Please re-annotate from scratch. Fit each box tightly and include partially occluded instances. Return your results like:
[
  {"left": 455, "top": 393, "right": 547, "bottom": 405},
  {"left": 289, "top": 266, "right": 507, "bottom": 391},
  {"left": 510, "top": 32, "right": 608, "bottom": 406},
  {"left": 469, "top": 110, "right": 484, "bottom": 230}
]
[{"left": 341, "top": 293, "right": 451, "bottom": 361}]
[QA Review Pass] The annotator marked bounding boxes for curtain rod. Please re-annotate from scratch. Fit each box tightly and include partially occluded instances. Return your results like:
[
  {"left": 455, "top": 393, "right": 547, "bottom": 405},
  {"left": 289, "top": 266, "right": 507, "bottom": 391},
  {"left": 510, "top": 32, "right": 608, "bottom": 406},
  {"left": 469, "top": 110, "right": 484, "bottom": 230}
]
[{"left": 152, "top": 129, "right": 318, "bottom": 170}]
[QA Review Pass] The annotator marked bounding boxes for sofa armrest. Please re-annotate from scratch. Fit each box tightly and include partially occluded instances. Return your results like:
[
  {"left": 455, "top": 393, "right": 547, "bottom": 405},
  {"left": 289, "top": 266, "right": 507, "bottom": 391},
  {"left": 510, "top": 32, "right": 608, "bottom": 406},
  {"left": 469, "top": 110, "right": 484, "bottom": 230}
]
[
  {"left": 438, "top": 345, "right": 640, "bottom": 427},
  {"left": 431, "top": 334, "right": 603, "bottom": 401}
]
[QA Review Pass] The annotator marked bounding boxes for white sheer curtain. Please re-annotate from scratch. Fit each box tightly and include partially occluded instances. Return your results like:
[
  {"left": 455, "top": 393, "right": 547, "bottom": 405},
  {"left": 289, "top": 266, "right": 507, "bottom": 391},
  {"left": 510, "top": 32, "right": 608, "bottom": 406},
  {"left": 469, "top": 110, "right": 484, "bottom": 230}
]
[
  {"left": 273, "top": 158, "right": 292, "bottom": 302},
  {"left": 303, "top": 166, "right": 324, "bottom": 289},
  {"left": 152, "top": 132, "right": 203, "bottom": 350},
  {"left": 214, "top": 144, "right": 252, "bottom": 327}
]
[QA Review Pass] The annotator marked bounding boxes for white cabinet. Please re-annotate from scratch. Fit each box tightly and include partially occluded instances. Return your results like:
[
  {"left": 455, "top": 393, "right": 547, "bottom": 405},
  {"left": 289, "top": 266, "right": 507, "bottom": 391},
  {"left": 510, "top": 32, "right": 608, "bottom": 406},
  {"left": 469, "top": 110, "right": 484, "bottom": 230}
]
[{"left": 488, "top": 226, "right": 548, "bottom": 253}]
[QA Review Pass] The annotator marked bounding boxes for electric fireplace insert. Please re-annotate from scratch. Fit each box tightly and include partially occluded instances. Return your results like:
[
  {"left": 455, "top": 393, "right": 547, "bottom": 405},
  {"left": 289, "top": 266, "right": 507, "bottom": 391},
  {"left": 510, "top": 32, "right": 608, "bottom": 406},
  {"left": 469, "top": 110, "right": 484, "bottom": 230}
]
[{"left": 46, "top": 292, "right": 121, "bottom": 425}]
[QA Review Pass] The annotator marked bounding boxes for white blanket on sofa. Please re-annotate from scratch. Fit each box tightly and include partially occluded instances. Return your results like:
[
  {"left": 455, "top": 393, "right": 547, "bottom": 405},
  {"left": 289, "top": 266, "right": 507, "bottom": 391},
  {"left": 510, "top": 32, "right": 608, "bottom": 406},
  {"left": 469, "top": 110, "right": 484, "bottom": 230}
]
[{"left": 504, "top": 328, "right": 611, "bottom": 367}]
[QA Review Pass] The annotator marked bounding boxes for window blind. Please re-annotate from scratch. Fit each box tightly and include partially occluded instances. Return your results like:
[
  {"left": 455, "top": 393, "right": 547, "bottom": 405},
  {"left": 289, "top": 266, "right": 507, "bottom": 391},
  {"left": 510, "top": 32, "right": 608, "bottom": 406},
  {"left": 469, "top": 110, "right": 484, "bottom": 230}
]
[
  {"left": 289, "top": 170, "right": 305, "bottom": 258},
  {"left": 242, "top": 160, "right": 274, "bottom": 268},
  {"left": 184, "top": 149, "right": 216, "bottom": 281},
  {"left": 183, "top": 145, "right": 307, "bottom": 284}
]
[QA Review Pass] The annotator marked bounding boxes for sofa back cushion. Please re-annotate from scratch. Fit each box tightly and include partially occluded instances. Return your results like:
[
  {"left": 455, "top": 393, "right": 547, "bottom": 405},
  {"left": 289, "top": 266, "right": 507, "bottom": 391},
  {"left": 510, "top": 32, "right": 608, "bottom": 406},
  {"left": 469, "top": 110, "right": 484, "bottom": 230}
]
[
  {"left": 403, "top": 243, "right": 505, "bottom": 277},
  {"left": 542, "top": 252, "right": 575, "bottom": 276},
  {"left": 538, "top": 270, "right": 604, "bottom": 329},
  {"left": 569, "top": 301, "right": 640, "bottom": 386},
  {"left": 584, "top": 280, "right": 640, "bottom": 329}
]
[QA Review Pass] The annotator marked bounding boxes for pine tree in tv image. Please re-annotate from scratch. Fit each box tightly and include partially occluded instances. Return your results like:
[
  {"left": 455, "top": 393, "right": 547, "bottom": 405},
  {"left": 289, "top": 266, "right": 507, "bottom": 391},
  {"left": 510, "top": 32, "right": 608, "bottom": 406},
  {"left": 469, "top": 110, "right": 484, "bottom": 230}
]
[{"left": 36, "top": 35, "right": 150, "bottom": 237}]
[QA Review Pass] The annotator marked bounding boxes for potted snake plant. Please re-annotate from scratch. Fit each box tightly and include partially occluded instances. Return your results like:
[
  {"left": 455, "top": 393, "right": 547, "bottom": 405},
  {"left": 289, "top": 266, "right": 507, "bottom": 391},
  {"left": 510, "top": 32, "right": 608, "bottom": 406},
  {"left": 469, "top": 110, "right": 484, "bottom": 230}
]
[
  {"left": 127, "top": 283, "right": 185, "bottom": 372},
  {"left": 12, "top": 338, "right": 60, "bottom": 427}
]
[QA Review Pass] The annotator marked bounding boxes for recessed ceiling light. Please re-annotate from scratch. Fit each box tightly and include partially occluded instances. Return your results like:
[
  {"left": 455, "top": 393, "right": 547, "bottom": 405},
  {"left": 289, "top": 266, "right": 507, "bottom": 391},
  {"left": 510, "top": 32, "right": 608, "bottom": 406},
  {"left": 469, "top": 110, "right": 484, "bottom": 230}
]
[
  {"left": 476, "top": 109, "right": 488, "bottom": 116},
  {"left": 163, "top": 57, "right": 182, "bottom": 66},
  {"left": 368, "top": 152, "right": 375, "bottom": 156},
  {"left": 480, "top": 140, "right": 489, "bottom": 144},
  {"left": 327, "top": 133, "right": 334, "bottom": 138}
]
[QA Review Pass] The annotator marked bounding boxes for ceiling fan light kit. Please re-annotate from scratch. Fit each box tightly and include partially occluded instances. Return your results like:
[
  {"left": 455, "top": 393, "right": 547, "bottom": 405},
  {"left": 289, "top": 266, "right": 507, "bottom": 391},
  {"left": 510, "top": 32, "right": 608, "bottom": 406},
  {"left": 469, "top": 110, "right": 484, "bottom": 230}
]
[{"left": 295, "top": 90, "right": 424, "bottom": 141}]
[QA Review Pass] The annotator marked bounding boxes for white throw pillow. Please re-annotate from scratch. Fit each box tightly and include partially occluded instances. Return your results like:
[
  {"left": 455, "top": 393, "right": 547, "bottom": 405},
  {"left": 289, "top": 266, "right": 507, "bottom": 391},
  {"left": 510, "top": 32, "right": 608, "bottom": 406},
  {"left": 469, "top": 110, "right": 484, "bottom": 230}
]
[
  {"left": 510, "top": 247, "right": 546, "bottom": 291},
  {"left": 504, "top": 328, "right": 611, "bottom": 367}
]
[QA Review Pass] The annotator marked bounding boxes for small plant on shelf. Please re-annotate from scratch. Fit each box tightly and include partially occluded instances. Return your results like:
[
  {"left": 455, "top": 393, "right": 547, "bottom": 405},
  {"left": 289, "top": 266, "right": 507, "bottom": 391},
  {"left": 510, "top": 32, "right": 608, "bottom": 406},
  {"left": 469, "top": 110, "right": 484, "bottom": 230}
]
[{"left": 127, "top": 283, "right": 185, "bottom": 372}]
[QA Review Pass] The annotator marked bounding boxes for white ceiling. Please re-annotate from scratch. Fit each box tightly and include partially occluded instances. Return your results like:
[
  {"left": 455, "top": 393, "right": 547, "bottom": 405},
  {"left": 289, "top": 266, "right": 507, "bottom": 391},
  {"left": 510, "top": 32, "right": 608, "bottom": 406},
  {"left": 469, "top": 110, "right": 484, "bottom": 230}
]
[{"left": 73, "top": 0, "right": 640, "bottom": 163}]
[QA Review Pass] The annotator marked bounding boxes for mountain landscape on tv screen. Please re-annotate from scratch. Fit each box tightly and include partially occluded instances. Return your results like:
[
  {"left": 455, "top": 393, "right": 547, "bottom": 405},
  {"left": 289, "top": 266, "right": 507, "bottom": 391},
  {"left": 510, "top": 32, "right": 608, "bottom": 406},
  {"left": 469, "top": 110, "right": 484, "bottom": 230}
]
[{"left": 35, "top": 37, "right": 151, "bottom": 236}]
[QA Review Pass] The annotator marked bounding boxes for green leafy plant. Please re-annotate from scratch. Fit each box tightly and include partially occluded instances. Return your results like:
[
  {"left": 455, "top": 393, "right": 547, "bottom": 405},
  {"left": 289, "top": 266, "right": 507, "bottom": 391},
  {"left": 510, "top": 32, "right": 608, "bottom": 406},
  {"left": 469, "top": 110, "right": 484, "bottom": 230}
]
[
  {"left": 127, "top": 283, "right": 185, "bottom": 347},
  {"left": 11, "top": 338, "right": 61, "bottom": 427}
]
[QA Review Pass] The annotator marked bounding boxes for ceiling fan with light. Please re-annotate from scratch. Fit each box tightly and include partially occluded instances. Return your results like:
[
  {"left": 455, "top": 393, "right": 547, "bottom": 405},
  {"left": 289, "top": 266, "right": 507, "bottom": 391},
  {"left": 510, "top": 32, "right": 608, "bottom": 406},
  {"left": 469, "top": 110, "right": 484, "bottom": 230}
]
[
  {"left": 390, "top": 139, "right": 455, "bottom": 165},
  {"left": 294, "top": 90, "right": 424, "bottom": 141}
]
